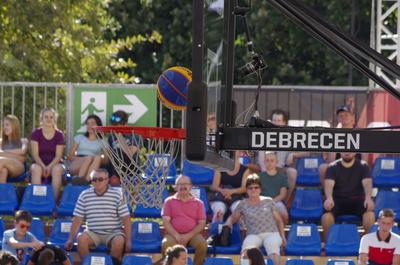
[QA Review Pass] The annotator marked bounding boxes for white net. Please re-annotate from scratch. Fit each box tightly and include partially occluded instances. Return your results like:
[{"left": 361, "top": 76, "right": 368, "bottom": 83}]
[{"left": 95, "top": 128, "right": 182, "bottom": 210}]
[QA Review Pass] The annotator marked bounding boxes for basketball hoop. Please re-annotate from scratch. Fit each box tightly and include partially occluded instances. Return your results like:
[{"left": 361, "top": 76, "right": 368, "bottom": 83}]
[{"left": 94, "top": 126, "right": 185, "bottom": 210}]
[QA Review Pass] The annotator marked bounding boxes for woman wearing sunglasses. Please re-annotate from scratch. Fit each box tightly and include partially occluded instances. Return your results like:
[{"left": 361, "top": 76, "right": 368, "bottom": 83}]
[{"left": 225, "top": 174, "right": 285, "bottom": 265}]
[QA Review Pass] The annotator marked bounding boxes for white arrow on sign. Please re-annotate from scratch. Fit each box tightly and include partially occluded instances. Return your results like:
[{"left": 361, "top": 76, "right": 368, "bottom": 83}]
[{"left": 113, "top": 95, "right": 148, "bottom": 124}]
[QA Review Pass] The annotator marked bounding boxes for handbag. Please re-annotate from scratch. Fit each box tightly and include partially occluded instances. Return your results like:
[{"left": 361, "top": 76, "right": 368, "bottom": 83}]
[{"left": 207, "top": 225, "right": 231, "bottom": 247}]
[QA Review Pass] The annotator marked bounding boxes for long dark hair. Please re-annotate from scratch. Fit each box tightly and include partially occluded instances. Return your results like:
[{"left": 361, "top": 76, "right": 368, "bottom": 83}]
[
  {"left": 164, "top": 245, "right": 187, "bottom": 265},
  {"left": 246, "top": 247, "right": 266, "bottom": 265},
  {"left": 84, "top": 114, "right": 103, "bottom": 138}
]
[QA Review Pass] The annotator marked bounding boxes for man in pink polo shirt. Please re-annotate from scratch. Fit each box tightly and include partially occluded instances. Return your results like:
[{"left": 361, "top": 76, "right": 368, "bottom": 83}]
[{"left": 161, "top": 175, "right": 207, "bottom": 265}]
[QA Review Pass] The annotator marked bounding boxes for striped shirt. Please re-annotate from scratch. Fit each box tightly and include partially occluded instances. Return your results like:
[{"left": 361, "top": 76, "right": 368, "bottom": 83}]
[{"left": 73, "top": 186, "right": 130, "bottom": 235}]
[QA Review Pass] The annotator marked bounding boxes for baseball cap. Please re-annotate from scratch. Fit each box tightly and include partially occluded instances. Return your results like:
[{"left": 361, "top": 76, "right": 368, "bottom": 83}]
[{"left": 336, "top": 105, "right": 351, "bottom": 115}]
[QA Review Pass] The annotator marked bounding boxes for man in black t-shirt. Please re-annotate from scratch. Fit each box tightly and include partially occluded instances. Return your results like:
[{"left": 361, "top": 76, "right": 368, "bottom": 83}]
[
  {"left": 321, "top": 152, "right": 375, "bottom": 240},
  {"left": 27, "top": 245, "right": 70, "bottom": 265}
]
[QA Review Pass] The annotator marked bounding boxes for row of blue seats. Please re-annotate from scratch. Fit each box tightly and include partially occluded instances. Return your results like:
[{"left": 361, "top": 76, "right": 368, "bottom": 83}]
[
  {"left": 290, "top": 188, "right": 400, "bottom": 222},
  {"left": 2, "top": 219, "right": 397, "bottom": 257}
]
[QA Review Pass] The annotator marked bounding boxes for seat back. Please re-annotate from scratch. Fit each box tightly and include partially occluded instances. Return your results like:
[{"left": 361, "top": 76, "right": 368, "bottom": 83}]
[
  {"left": 374, "top": 190, "right": 400, "bottom": 220},
  {"left": 325, "top": 224, "right": 360, "bottom": 256},
  {"left": 326, "top": 260, "right": 356, "bottom": 265},
  {"left": 20, "top": 184, "right": 56, "bottom": 216},
  {"left": 0, "top": 183, "right": 18, "bottom": 214},
  {"left": 285, "top": 259, "right": 315, "bottom": 265},
  {"left": 48, "top": 218, "right": 81, "bottom": 246},
  {"left": 296, "top": 157, "right": 324, "bottom": 186},
  {"left": 30, "top": 218, "right": 46, "bottom": 242},
  {"left": 286, "top": 223, "right": 321, "bottom": 256},
  {"left": 145, "top": 154, "right": 177, "bottom": 177},
  {"left": 122, "top": 255, "right": 152, "bottom": 265},
  {"left": 133, "top": 188, "right": 169, "bottom": 218},
  {"left": 372, "top": 157, "right": 400, "bottom": 187},
  {"left": 0, "top": 218, "right": 5, "bottom": 243},
  {"left": 58, "top": 184, "right": 88, "bottom": 216},
  {"left": 82, "top": 254, "right": 113, "bottom": 265},
  {"left": 182, "top": 160, "right": 214, "bottom": 185},
  {"left": 291, "top": 189, "right": 323, "bottom": 211},
  {"left": 209, "top": 222, "right": 242, "bottom": 246},
  {"left": 191, "top": 186, "right": 211, "bottom": 215},
  {"left": 203, "top": 257, "right": 234, "bottom": 265},
  {"left": 132, "top": 221, "right": 162, "bottom": 244}
]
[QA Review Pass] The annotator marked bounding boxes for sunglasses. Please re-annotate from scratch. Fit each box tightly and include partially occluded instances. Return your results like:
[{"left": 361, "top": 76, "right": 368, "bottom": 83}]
[
  {"left": 247, "top": 186, "right": 260, "bottom": 190},
  {"left": 91, "top": 177, "right": 107, "bottom": 183},
  {"left": 110, "top": 115, "right": 123, "bottom": 123},
  {"left": 19, "top": 224, "right": 31, "bottom": 229}
]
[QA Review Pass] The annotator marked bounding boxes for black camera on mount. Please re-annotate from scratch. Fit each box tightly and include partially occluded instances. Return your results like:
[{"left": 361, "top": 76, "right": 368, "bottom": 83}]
[{"left": 238, "top": 53, "right": 267, "bottom": 78}]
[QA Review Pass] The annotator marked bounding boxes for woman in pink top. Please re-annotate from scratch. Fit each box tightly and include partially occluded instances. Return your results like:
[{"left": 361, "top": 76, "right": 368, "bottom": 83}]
[
  {"left": 30, "top": 108, "right": 65, "bottom": 199},
  {"left": 0, "top": 115, "right": 28, "bottom": 183}
]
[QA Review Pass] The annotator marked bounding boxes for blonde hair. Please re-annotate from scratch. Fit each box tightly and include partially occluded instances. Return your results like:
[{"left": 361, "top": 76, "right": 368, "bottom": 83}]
[
  {"left": 1, "top": 114, "right": 22, "bottom": 149},
  {"left": 39, "top": 108, "right": 58, "bottom": 128}
]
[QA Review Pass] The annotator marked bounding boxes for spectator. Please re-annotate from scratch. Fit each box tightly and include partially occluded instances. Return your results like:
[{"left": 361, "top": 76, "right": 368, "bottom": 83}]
[
  {"left": 225, "top": 174, "right": 285, "bottom": 265},
  {"left": 2, "top": 210, "right": 44, "bottom": 262},
  {"left": 321, "top": 152, "right": 375, "bottom": 240},
  {"left": 161, "top": 175, "right": 207, "bottom": 265},
  {"left": 0, "top": 115, "right": 28, "bottom": 183},
  {"left": 64, "top": 168, "right": 131, "bottom": 263},
  {"left": 257, "top": 109, "right": 298, "bottom": 201},
  {"left": 27, "top": 245, "right": 71, "bottom": 265},
  {"left": 259, "top": 151, "right": 289, "bottom": 224},
  {"left": 241, "top": 247, "right": 266, "bottom": 265},
  {"left": 0, "top": 251, "right": 19, "bottom": 265},
  {"left": 359, "top": 208, "right": 400, "bottom": 265},
  {"left": 107, "top": 110, "right": 139, "bottom": 184},
  {"left": 209, "top": 151, "right": 251, "bottom": 222},
  {"left": 163, "top": 244, "right": 188, "bottom": 265},
  {"left": 319, "top": 105, "right": 368, "bottom": 186},
  {"left": 30, "top": 108, "right": 65, "bottom": 199},
  {"left": 68, "top": 114, "right": 103, "bottom": 185}
]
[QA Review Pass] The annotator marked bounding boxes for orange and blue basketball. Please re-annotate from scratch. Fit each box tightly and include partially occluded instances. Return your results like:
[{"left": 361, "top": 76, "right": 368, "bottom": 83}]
[{"left": 157, "top": 66, "right": 192, "bottom": 111}]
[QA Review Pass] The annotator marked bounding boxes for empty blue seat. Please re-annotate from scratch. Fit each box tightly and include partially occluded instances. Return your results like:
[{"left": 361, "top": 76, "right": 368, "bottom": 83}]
[
  {"left": 57, "top": 184, "right": 88, "bottom": 216},
  {"left": 207, "top": 222, "right": 242, "bottom": 254},
  {"left": 182, "top": 160, "right": 214, "bottom": 185},
  {"left": 326, "top": 259, "right": 356, "bottom": 265},
  {"left": 285, "top": 223, "right": 321, "bottom": 256},
  {"left": 82, "top": 254, "right": 113, "bottom": 265},
  {"left": 48, "top": 218, "right": 81, "bottom": 248},
  {"left": 133, "top": 189, "right": 169, "bottom": 218},
  {"left": 131, "top": 221, "right": 162, "bottom": 253},
  {"left": 369, "top": 223, "right": 400, "bottom": 234},
  {"left": 0, "top": 183, "right": 18, "bottom": 215},
  {"left": 122, "top": 255, "right": 152, "bottom": 265},
  {"left": 20, "top": 184, "right": 56, "bottom": 216},
  {"left": 204, "top": 257, "right": 234, "bottom": 265},
  {"left": 0, "top": 218, "right": 5, "bottom": 248},
  {"left": 145, "top": 154, "right": 177, "bottom": 185},
  {"left": 286, "top": 259, "right": 315, "bottom": 265},
  {"left": 191, "top": 186, "right": 211, "bottom": 215},
  {"left": 290, "top": 189, "right": 323, "bottom": 222},
  {"left": 31, "top": 218, "right": 46, "bottom": 242},
  {"left": 372, "top": 157, "right": 400, "bottom": 187},
  {"left": 374, "top": 190, "right": 400, "bottom": 221},
  {"left": 325, "top": 224, "right": 360, "bottom": 256},
  {"left": 296, "top": 157, "right": 324, "bottom": 186}
]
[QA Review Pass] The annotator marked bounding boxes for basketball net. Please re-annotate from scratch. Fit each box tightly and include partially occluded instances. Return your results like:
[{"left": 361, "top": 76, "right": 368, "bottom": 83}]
[{"left": 94, "top": 127, "right": 184, "bottom": 210}]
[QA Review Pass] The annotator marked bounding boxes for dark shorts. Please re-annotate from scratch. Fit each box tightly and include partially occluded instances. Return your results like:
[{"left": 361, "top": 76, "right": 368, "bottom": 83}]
[{"left": 328, "top": 197, "right": 366, "bottom": 217}]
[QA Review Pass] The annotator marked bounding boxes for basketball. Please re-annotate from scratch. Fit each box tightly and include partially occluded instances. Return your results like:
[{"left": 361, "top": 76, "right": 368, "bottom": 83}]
[{"left": 156, "top": 66, "right": 192, "bottom": 111}]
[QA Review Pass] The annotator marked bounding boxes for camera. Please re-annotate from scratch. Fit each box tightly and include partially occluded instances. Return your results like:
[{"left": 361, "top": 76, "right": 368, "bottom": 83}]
[{"left": 238, "top": 53, "right": 267, "bottom": 78}]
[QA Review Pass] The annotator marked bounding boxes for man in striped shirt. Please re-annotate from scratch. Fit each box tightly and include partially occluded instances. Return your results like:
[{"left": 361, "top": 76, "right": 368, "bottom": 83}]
[{"left": 64, "top": 168, "right": 131, "bottom": 263}]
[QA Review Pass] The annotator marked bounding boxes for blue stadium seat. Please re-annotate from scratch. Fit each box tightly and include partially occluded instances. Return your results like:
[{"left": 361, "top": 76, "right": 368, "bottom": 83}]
[
  {"left": 285, "top": 259, "right": 315, "bottom": 265},
  {"left": 82, "top": 254, "right": 113, "bottom": 265},
  {"left": 265, "top": 259, "right": 274, "bottom": 265},
  {"left": 296, "top": 157, "right": 324, "bottom": 186},
  {"left": 0, "top": 183, "right": 18, "bottom": 215},
  {"left": 187, "top": 257, "right": 194, "bottom": 265},
  {"left": 336, "top": 215, "right": 361, "bottom": 223},
  {"left": 369, "top": 223, "right": 400, "bottom": 234},
  {"left": 182, "top": 160, "right": 214, "bottom": 185},
  {"left": 145, "top": 154, "right": 177, "bottom": 185},
  {"left": 131, "top": 221, "right": 162, "bottom": 253},
  {"left": 191, "top": 186, "right": 211, "bottom": 215},
  {"left": 57, "top": 184, "right": 88, "bottom": 216},
  {"left": 285, "top": 223, "right": 321, "bottom": 256},
  {"left": 30, "top": 218, "right": 46, "bottom": 242},
  {"left": 0, "top": 218, "right": 5, "bottom": 248},
  {"left": 325, "top": 224, "right": 360, "bottom": 256},
  {"left": 122, "top": 255, "right": 152, "bottom": 265},
  {"left": 204, "top": 257, "right": 234, "bottom": 265},
  {"left": 20, "top": 184, "right": 56, "bottom": 216},
  {"left": 290, "top": 189, "right": 323, "bottom": 222},
  {"left": 326, "top": 259, "right": 356, "bottom": 265},
  {"left": 133, "top": 189, "right": 169, "bottom": 218},
  {"left": 207, "top": 222, "right": 242, "bottom": 254},
  {"left": 374, "top": 190, "right": 400, "bottom": 221},
  {"left": 372, "top": 157, "right": 400, "bottom": 187},
  {"left": 48, "top": 218, "right": 82, "bottom": 248}
]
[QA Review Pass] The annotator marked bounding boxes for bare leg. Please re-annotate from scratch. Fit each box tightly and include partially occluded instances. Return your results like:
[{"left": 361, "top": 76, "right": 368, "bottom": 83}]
[
  {"left": 363, "top": 211, "right": 375, "bottom": 233},
  {"left": 78, "top": 157, "right": 93, "bottom": 178},
  {"left": 270, "top": 253, "right": 280, "bottom": 265},
  {"left": 30, "top": 164, "right": 44, "bottom": 184},
  {"left": 286, "top": 167, "right": 297, "bottom": 202},
  {"left": 0, "top": 167, "right": 8, "bottom": 183},
  {"left": 51, "top": 164, "right": 64, "bottom": 199},
  {"left": 109, "top": 235, "right": 125, "bottom": 262},
  {"left": 77, "top": 232, "right": 95, "bottom": 259},
  {"left": 86, "top": 156, "right": 102, "bottom": 181},
  {"left": 321, "top": 212, "right": 335, "bottom": 241}
]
